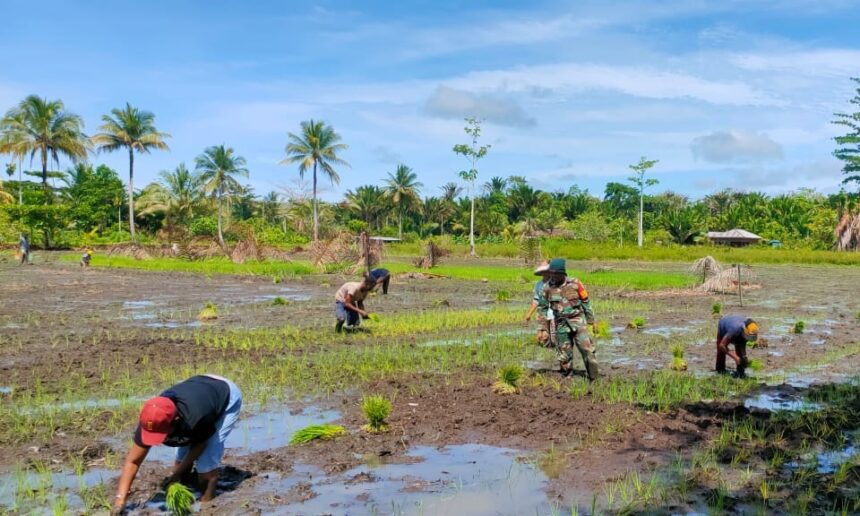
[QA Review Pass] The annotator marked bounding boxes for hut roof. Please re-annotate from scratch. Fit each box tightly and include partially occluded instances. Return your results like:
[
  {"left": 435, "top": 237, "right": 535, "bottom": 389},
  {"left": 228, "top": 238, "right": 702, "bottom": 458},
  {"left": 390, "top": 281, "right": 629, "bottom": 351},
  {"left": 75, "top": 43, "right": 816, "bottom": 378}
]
[{"left": 706, "top": 229, "right": 762, "bottom": 241}]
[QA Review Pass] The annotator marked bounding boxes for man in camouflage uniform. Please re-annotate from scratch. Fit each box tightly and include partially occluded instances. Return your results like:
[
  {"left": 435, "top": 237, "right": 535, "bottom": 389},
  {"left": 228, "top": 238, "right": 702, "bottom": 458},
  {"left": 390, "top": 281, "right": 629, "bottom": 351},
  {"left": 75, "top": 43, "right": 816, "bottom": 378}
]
[
  {"left": 540, "top": 258, "right": 599, "bottom": 380},
  {"left": 524, "top": 260, "right": 551, "bottom": 346}
]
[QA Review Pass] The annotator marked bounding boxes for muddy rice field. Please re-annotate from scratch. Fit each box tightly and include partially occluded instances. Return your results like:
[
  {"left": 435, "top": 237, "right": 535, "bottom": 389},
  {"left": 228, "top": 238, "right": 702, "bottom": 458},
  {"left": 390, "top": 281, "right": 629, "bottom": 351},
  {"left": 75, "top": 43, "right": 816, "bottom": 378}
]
[{"left": 1, "top": 254, "right": 859, "bottom": 515}]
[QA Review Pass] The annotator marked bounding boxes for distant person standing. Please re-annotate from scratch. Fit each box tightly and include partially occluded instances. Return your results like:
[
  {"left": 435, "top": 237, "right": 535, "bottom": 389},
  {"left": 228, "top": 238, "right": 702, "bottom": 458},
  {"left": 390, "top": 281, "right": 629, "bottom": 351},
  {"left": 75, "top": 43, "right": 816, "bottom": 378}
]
[
  {"left": 18, "top": 234, "right": 29, "bottom": 265},
  {"left": 367, "top": 268, "right": 391, "bottom": 294},
  {"left": 80, "top": 247, "right": 93, "bottom": 267},
  {"left": 715, "top": 315, "right": 758, "bottom": 378}
]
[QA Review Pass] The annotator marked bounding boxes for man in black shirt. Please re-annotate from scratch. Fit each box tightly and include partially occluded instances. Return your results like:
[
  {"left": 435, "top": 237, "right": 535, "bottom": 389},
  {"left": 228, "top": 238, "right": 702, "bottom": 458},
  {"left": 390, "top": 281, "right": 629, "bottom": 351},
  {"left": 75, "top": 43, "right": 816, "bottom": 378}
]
[
  {"left": 716, "top": 315, "right": 759, "bottom": 378},
  {"left": 112, "top": 375, "right": 242, "bottom": 514}
]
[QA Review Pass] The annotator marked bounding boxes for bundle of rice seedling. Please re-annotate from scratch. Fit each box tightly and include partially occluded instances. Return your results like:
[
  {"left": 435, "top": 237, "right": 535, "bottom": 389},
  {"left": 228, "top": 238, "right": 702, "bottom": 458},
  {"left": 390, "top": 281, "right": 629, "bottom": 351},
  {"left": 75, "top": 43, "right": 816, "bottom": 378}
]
[
  {"left": 792, "top": 321, "right": 805, "bottom": 334},
  {"left": 290, "top": 424, "right": 346, "bottom": 445},
  {"left": 197, "top": 302, "right": 218, "bottom": 321},
  {"left": 592, "top": 320, "right": 611, "bottom": 338},
  {"left": 628, "top": 316, "right": 646, "bottom": 329},
  {"left": 492, "top": 365, "right": 524, "bottom": 394},
  {"left": 271, "top": 296, "right": 289, "bottom": 306},
  {"left": 747, "top": 358, "right": 763, "bottom": 372},
  {"left": 361, "top": 395, "right": 392, "bottom": 433},
  {"left": 712, "top": 302, "right": 722, "bottom": 315},
  {"left": 691, "top": 256, "right": 722, "bottom": 283},
  {"left": 670, "top": 344, "right": 688, "bottom": 371},
  {"left": 165, "top": 482, "right": 195, "bottom": 516},
  {"left": 495, "top": 289, "right": 511, "bottom": 302}
]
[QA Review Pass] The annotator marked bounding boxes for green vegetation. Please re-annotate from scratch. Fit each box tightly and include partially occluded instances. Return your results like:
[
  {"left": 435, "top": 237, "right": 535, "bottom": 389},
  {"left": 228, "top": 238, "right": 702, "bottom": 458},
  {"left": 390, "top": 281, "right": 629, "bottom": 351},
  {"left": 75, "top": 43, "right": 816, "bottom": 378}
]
[
  {"left": 165, "top": 482, "right": 195, "bottom": 516},
  {"left": 493, "top": 365, "right": 524, "bottom": 394},
  {"left": 628, "top": 316, "right": 646, "bottom": 329},
  {"left": 712, "top": 302, "right": 722, "bottom": 315},
  {"left": 495, "top": 288, "right": 511, "bottom": 302},
  {"left": 65, "top": 255, "right": 315, "bottom": 277},
  {"left": 793, "top": 320, "right": 805, "bottom": 334},
  {"left": 271, "top": 296, "right": 289, "bottom": 306},
  {"left": 593, "top": 320, "right": 611, "bottom": 339},
  {"left": 748, "top": 358, "right": 764, "bottom": 372},
  {"left": 289, "top": 424, "right": 347, "bottom": 445},
  {"left": 197, "top": 302, "right": 218, "bottom": 321},
  {"left": 361, "top": 395, "right": 392, "bottom": 433}
]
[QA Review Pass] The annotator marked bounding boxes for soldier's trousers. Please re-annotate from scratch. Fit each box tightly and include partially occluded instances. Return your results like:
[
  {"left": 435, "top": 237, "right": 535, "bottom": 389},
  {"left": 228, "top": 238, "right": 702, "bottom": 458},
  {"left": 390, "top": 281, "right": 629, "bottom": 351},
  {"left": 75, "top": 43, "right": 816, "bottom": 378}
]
[{"left": 557, "top": 323, "right": 599, "bottom": 380}]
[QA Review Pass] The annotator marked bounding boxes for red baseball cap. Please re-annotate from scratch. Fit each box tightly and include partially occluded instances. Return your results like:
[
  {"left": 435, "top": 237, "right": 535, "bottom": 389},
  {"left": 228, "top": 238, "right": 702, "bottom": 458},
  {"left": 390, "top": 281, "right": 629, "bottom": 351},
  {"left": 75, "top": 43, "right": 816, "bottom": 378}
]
[{"left": 139, "top": 396, "right": 176, "bottom": 446}]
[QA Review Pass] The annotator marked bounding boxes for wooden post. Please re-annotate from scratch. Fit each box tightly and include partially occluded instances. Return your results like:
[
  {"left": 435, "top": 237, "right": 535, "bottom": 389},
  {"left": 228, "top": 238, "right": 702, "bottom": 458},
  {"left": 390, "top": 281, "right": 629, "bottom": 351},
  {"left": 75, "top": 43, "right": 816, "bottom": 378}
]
[{"left": 736, "top": 264, "right": 743, "bottom": 307}]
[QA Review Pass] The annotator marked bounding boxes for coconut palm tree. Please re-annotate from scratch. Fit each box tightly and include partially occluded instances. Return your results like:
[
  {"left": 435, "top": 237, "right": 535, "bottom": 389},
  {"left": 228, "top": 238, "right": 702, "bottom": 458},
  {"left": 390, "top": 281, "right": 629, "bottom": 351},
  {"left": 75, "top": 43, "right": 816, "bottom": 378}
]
[
  {"left": 195, "top": 145, "right": 248, "bottom": 248},
  {"left": 137, "top": 164, "right": 201, "bottom": 230},
  {"left": 438, "top": 182, "right": 462, "bottom": 236},
  {"left": 280, "top": 120, "right": 349, "bottom": 242},
  {"left": 92, "top": 103, "right": 170, "bottom": 242},
  {"left": 0, "top": 96, "right": 90, "bottom": 193},
  {"left": 383, "top": 164, "right": 423, "bottom": 239},
  {"left": 346, "top": 185, "right": 386, "bottom": 230}
]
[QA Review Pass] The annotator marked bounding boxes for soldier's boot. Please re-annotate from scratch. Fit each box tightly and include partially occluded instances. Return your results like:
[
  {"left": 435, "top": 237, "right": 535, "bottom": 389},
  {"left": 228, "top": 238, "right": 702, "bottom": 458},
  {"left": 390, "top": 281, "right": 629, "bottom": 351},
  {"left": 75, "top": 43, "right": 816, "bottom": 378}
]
[{"left": 585, "top": 359, "right": 599, "bottom": 381}]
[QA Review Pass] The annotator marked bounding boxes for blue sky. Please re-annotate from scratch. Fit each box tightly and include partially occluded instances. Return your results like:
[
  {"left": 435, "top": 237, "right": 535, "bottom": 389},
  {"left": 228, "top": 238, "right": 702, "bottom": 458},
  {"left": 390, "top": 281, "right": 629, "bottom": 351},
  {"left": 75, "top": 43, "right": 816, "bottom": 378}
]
[{"left": 1, "top": 0, "right": 858, "bottom": 201}]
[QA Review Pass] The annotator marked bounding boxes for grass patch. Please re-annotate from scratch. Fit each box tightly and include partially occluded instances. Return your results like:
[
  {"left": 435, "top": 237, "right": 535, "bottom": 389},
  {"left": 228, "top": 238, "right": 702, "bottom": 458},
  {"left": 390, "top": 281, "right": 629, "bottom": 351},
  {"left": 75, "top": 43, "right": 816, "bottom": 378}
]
[
  {"left": 62, "top": 254, "right": 315, "bottom": 277},
  {"left": 389, "top": 240, "right": 860, "bottom": 266},
  {"left": 361, "top": 395, "right": 391, "bottom": 433},
  {"left": 165, "top": 482, "right": 194, "bottom": 516},
  {"left": 385, "top": 262, "right": 695, "bottom": 290},
  {"left": 289, "top": 424, "right": 347, "bottom": 445}
]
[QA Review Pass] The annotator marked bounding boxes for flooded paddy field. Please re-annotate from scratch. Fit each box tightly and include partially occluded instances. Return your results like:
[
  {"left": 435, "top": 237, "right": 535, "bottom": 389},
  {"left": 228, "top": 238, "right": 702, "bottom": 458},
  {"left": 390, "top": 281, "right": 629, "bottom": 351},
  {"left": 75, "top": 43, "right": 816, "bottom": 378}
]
[{"left": 1, "top": 255, "right": 859, "bottom": 514}]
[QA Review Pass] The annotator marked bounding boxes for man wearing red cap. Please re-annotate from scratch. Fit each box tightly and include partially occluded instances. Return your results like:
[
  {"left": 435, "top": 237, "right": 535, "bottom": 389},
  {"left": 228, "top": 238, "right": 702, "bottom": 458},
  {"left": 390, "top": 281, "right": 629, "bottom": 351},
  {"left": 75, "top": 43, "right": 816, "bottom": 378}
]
[{"left": 112, "top": 374, "right": 242, "bottom": 514}]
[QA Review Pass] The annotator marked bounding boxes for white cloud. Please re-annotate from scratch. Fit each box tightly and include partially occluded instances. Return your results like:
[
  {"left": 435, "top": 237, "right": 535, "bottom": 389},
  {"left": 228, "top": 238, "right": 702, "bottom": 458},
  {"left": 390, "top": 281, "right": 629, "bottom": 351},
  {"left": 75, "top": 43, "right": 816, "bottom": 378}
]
[
  {"left": 731, "top": 49, "right": 860, "bottom": 78},
  {"left": 424, "top": 86, "right": 536, "bottom": 128},
  {"left": 733, "top": 159, "right": 843, "bottom": 190},
  {"left": 691, "top": 130, "right": 784, "bottom": 163},
  {"left": 445, "top": 63, "right": 781, "bottom": 106}
]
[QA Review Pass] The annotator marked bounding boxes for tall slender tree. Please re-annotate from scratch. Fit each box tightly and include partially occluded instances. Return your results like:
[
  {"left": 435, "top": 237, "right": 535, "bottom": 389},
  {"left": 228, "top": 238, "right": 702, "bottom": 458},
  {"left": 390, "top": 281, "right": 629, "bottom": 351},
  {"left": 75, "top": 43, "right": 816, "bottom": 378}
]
[
  {"left": 280, "top": 120, "right": 349, "bottom": 242},
  {"left": 627, "top": 157, "right": 659, "bottom": 247},
  {"left": 195, "top": 145, "right": 249, "bottom": 248},
  {"left": 438, "top": 182, "right": 462, "bottom": 236},
  {"left": 92, "top": 103, "right": 170, "bottom": 242},
  {"left": 833, "top": 77, "right": 860, "bottom": 190},
  {"left": 453, "top": 117, "right": 491, "bottom": 256},
  {"left": 137, "top": 163, "right": 200, "bottom": 231},
  {"left": 383, "top": 164, "right": 423, "bottom": 239},
  {"left": 0, "top": 96, "right": 90, "bottom": 246}
]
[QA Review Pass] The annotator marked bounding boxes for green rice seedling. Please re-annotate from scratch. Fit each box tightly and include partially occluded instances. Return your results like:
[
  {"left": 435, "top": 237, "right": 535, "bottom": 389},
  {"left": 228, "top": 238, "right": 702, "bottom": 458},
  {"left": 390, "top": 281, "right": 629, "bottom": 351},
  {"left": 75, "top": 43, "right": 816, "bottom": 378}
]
[
  {"left": 712, "top": 302, "right": 722, "bottom": 315},
  {"left": 495, "top": 289, "right": 511, "bottom": 302},
  {"left": 856, "top": 311, "right": 860, "bottom": 321},
  {"left": 747, "top": 358, "right": 763, "bottom": 372},
  {"left": 493, "top": 365, "right": 524, "bottom": 394},
  {"left": 361, "top": 395, "right": 392, "bottom": 433},
  {"left": 51, "top": 492, "right": 69, "bottom": 516},
  {"left": 670, "top": 344, "right": 687, "bottom": 371},
  {"left": 792, "top": 320, "right": 805, "bottom": 334},
  {"left": 367, "top": 313, "right": 381, "bottom": 322},
  {"left": 592, "top": 320, "right": 610, "bottom": 338},
  {"left": 165, "top": 482, "right": 195, "bottom": 516},
  {"left": 628, "top": 316, "right": 646, "bottom": 329},
  {"left": 271, "top": 296, "right": 289, "bottom": 306},
  {"left": 289, "top": 424, "right": 347, "bottom": 445},
  {"left": 197, "top": 302, "right": 218, "bottom": 321}
]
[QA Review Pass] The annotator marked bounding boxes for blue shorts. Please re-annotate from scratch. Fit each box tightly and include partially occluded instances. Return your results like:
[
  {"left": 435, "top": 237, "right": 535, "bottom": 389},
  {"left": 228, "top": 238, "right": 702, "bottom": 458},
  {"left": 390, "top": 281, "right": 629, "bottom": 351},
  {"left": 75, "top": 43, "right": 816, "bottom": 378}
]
[
  {"left": 175, "top": 375, "right": 242, "bottom": 474},
  {"left": 335, "top": 301, "right": 360, "bottom": 327}
]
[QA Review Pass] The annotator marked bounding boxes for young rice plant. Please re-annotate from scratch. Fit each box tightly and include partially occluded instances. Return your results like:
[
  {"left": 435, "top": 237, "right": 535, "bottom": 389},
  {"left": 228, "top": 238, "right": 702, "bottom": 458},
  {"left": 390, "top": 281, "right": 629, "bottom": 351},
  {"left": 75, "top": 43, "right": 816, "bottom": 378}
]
[
  {"left": 197, "top": 302, "right": 218, "bottom": 321},
  {"left": 493, "top": 364, "right": 524, "bottom": 394},
  {"left": 290, "top": 424, "right": 347, "bottom": 445},
  {"left": 165, "top": 482, "right": 195, "bottom": 516},
  {"left": 361, "top": 394, "right": 392, "bottom": 433}
]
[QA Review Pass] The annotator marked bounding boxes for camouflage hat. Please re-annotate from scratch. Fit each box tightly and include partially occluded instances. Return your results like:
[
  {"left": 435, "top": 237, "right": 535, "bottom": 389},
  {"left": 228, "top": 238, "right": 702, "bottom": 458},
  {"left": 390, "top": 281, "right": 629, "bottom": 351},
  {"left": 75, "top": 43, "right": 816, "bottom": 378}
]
[{"left": 547, "top": 258, "right": 566, "bottom": 274}]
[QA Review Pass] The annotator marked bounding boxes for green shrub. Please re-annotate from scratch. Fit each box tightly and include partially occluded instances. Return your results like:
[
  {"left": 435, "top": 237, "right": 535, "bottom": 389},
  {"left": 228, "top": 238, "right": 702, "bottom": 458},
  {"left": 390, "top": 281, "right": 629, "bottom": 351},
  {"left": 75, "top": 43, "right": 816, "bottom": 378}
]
[
  {"left": 189, "top": 216, "right": 217, "bottom": 237},
  {"left": 290, "top": 424, "right": 346, "bottom": 445},
  {"left": 165, "top": 482, "right": 195, "bottom": 516},
  {"left": 493, "top": 365, "right": 524, "bottom": 394},
  {"left": 361, "top": 395, "right": 392, "bottom": 433}
]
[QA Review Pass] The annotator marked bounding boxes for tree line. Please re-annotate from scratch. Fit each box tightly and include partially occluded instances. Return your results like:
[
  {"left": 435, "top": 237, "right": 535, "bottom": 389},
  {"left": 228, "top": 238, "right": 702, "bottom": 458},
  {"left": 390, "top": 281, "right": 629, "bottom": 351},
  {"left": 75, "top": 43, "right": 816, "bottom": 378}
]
[{"left": 1, "top": 78, "right": 859, "bottom": 251}]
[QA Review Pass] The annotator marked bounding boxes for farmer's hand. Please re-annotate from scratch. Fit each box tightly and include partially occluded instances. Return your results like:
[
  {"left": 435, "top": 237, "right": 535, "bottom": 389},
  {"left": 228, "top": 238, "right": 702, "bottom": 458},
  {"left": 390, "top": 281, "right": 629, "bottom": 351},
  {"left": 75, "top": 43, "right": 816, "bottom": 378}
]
[
  {"left": 160, "top": 472, "right": 179, "bottom": 490},
  {"left": 111, "top": 499, "right": 127, "bottom": 516},
  {"left": 362, "top": 313, "right": 370, "bottom": 320},
  {"left": 525, "top": 314, "right": 532, "bottom": 322}
]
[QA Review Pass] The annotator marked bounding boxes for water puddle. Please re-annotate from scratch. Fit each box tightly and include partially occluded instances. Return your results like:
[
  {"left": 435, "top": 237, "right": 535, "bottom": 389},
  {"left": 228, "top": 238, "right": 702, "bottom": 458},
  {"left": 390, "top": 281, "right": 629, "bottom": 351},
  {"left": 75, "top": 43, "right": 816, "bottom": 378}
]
[
  {"left": 0, "top": 386, "right": 12, "bottom": 395},
  {"left": 258, "top": 444, "right": 554, "bottom": 515},
  {"left": 815, "top": 443, "right": 858, "bottom": 473},
  {"left": 145, "top": 320, "right": 202, "bottom": 329},
  {"left": 743, "top": 391, "right": 820, "bottom": 412},
  {"left": 0, "top": 467, "right": 116, "bottom": 513}
]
